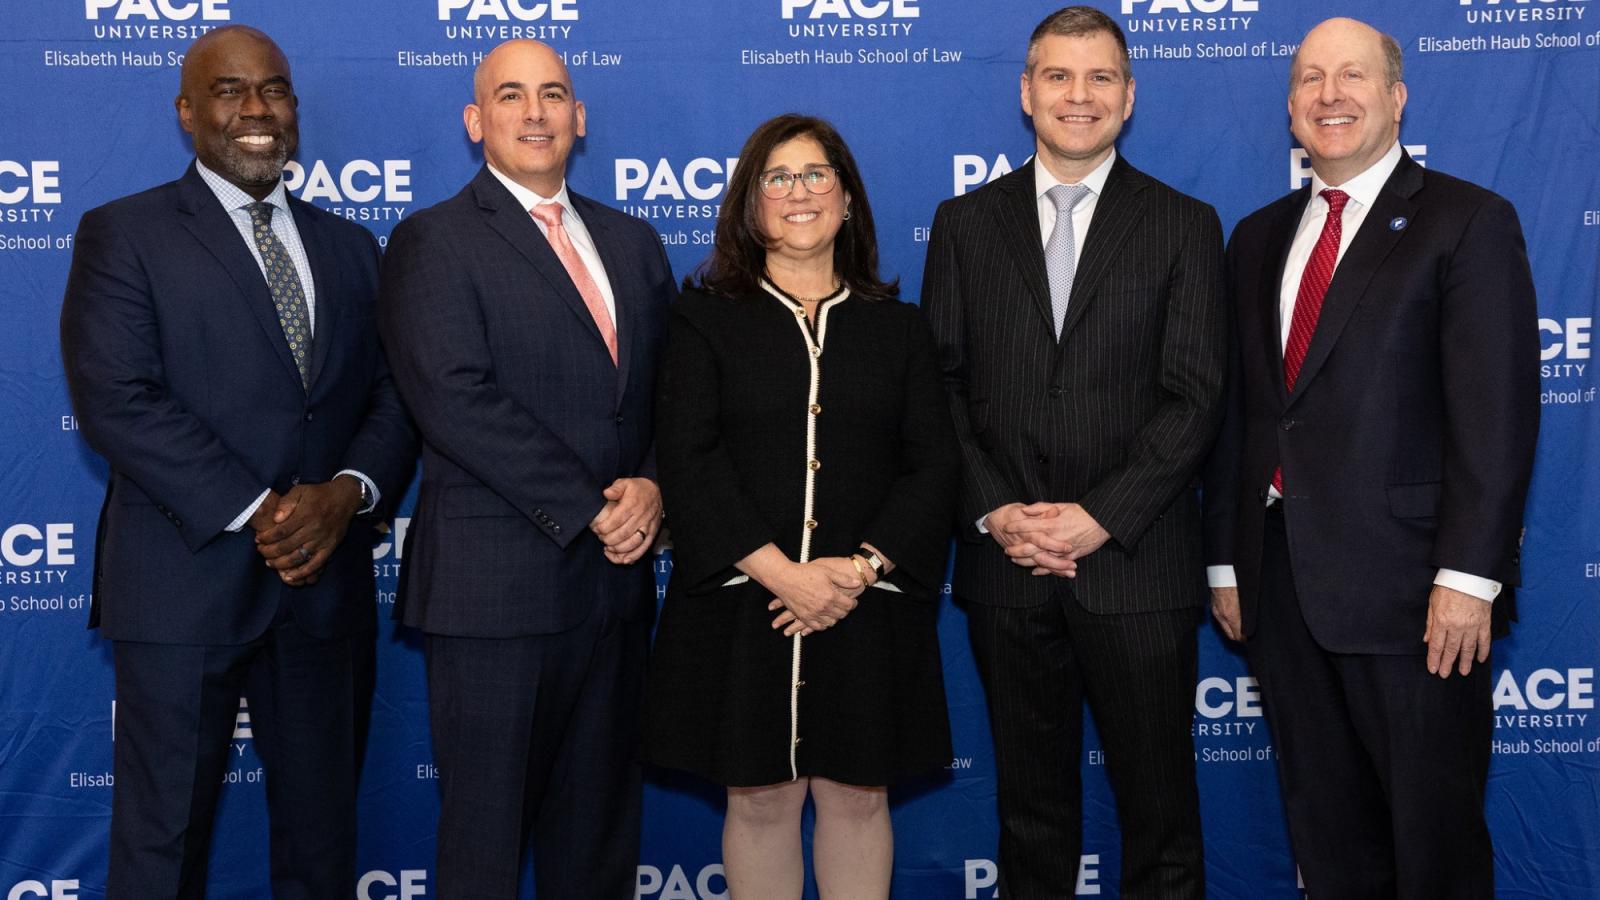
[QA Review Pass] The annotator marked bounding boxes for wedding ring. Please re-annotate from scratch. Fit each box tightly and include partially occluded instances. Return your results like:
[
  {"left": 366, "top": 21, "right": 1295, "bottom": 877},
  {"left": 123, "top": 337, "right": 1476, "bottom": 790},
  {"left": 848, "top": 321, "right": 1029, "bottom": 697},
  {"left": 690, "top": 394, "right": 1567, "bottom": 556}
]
[{"left": 297, "top": 546, "right": 311, "bottom": 562}]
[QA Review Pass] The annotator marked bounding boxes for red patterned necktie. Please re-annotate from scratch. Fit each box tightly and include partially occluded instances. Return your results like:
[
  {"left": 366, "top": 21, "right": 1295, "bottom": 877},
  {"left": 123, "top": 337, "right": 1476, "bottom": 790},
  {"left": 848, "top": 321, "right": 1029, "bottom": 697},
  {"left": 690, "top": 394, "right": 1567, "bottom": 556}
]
[
  {"left": 1273, "top": 188, "right": 1349, "bottom": 495},
  {"left": 530, "top": 202, "right": 618, "bottom": 366}
]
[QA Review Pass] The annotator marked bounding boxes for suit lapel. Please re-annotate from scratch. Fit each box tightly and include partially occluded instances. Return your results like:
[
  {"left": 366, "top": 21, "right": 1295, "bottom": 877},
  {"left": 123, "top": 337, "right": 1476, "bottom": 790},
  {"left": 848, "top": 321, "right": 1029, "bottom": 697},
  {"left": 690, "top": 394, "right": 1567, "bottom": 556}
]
[
  {"left": 1287, "top": 157, "right": 1422, "bottom": 408},
  {"left": 472, "top": 169, "right": 613, "bottom": 361},
  {"left": 1058, "top": 156, "right": 1146, "bottom": 342},
  {"left": 1261, "top": 190, "right": 1307, "bottom": 406},
  {"left": 988, "top": 163, "right": 1053, "bottom": 331},
  {"left": 571, "top": 191, "right": 634, "bottom": 402},
  {"left": 173, "top": 165, "right": 302, "bottom": 386},
  {"left": 291, "top": 199, "right": 339, "bottom": 393}
]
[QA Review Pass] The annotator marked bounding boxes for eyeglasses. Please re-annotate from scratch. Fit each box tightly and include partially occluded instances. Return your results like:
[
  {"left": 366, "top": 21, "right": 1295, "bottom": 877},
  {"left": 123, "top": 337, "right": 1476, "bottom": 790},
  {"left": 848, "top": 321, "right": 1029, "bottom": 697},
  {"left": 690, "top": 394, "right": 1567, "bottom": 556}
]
[{"left": 759, "top": 165, "right": 839, "bottom": 199}]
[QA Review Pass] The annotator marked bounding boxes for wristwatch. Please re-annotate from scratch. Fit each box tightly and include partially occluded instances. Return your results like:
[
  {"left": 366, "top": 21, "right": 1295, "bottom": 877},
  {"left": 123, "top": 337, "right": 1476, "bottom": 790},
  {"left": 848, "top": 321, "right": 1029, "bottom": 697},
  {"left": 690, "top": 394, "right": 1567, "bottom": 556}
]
[{"left": 857, "top": 546, "right": 885, "bottom": 579}]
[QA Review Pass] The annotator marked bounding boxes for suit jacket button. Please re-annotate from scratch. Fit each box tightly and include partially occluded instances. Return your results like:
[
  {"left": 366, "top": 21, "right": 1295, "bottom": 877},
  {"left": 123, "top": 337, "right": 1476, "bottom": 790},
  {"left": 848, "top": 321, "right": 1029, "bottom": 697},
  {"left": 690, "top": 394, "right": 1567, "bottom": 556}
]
[
  {"left": 1280, "top": 418, "right": 1297, "bottom": 431},
  {"left": 157, "top": 504, "right": 168, "bottom": 513},
  {"left": 1037, "top": 454, "right": 1048, "bottom": 463},
  {"left": 1048, "top": 387, "right": 1063, "bottom": 397},
  {"left": 615, "top": 415, "right": 624, "bottom": 424},
  {"left": 290, "top": 474, "right": 301, "bottom": 485},
  {"left": 173, "top": 518, "right": 183, "bottom": 527},
  {"left": 304, "top": 412, "right": 314, "bottom": 422},
  {"left": 552, "top": 524, "right": 562, "bottom": 534}
]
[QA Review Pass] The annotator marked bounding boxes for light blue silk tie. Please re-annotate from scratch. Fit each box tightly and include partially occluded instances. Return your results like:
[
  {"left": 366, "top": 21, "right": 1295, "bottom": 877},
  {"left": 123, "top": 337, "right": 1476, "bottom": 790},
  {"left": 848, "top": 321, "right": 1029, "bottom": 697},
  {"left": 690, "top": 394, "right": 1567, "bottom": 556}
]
[{"left": 1045, "top": 183, "right": 1091, "bottom": 339}]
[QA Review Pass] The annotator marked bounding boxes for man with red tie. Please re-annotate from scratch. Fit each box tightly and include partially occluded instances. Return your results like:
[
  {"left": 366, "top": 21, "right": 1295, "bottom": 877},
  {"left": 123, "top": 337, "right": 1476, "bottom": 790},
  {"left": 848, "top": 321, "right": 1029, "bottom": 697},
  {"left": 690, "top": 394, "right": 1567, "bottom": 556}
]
[
  {"left": 1204, "top": 17, "right": 1540, "bottom": 898},
  {"left": 377, "top": 39, "right": 676, "bottom": 899}
]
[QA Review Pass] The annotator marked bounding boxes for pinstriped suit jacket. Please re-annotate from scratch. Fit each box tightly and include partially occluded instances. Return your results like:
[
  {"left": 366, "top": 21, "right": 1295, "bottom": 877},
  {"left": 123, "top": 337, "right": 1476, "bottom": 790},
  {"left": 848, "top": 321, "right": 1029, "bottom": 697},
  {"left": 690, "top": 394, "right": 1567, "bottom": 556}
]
[{"left": 922, "top": 156, "right": 1227, "bottom": 614}]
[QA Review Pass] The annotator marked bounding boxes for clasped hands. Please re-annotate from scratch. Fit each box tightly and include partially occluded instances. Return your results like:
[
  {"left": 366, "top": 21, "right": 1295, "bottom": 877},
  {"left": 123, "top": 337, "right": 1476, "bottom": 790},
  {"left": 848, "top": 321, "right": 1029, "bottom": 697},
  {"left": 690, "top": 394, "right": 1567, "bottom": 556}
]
[
  {"left": 766, "top": 557, "right": 869, "bottom": 637},
  {"left": 589, "top": 477, "right": 662, "bottom": 565},
  {"left": 252, "top": 476, "right": 365, "bottom": 585},
  {"left": 986, "top": 501, "right": 1110, "bottom": 577}
]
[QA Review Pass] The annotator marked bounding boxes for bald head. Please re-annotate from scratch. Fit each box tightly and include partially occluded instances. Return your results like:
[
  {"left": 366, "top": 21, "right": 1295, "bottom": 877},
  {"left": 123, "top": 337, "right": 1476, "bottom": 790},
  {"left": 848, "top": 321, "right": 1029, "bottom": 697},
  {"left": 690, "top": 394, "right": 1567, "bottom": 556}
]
[
  {"left": 1291, "top": 17, "right": 1402, "bottom": 90},
  {"left": 180, "top": 26, "right": 289, "bottom": 99},
  {"left": 472, "top": 40, "right": 572, "bottom": 106}
]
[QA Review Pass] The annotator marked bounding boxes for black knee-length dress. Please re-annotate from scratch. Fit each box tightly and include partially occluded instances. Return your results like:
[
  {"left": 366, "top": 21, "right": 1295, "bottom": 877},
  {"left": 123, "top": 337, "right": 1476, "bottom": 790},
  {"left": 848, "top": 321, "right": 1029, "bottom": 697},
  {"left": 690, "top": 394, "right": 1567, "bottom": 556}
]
[{"left": 643, "top": 283, "right": 958, "bottom": 787}]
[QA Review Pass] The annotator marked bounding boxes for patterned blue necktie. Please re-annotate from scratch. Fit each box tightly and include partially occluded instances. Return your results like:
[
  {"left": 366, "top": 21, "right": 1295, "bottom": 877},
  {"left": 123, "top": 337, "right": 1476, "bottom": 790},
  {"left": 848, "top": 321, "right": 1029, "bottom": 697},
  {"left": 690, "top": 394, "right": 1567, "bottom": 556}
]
[
  {"left": 1045, "top": 183, "right": 1092, "bottom": 339},
  {"left": 247, "top": 201, "right": 311, "bottom": 388}
]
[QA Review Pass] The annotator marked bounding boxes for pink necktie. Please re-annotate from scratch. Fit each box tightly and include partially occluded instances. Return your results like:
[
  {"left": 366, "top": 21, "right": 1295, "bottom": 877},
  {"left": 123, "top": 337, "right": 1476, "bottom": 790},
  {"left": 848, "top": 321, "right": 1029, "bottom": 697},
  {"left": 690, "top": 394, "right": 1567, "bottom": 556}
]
[
  {"left": 529, "top": 202, "right": 618, "bottom": 366},
  {"left": 1273, "top": 188, "right": 1349, "bottom": 495}
]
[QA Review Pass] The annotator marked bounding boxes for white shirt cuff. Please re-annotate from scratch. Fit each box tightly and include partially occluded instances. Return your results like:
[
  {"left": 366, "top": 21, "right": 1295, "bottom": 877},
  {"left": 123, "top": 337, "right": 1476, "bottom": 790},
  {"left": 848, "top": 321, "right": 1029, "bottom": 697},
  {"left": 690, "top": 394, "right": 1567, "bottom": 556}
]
[
  {"left": 1207, "top": 565, "right": 1238, "bottom": 589},
  {"left": 336, "top": 470, "right": 380, "bottom": 514},
  {"left": 1434, "top": 568, "right": 1500, "bottom": 604},
  {"left": 975, "top": 515, "right": 989, "bottom": 535},
  {"left": 227, "top": 489, "right": 271, "bottom": 532}
]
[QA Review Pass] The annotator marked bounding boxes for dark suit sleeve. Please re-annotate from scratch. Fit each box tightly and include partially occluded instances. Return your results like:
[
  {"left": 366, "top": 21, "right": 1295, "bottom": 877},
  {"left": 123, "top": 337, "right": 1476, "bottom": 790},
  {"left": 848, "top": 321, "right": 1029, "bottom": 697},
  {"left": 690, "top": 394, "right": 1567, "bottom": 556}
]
[
  {"left": 860, "top": 309, "right": 960, "bottom": 596},
  {"left": 60, "top": 207, "right": 266, "bottom": 550},
  {"left": 921, "top": 201, "right": 1021, "bottom": 535},
  {"left": 1432, "top": 194, "right": 1540, "bottom": 582},
  {"left": 655, "top": 306, "right": 778, "bottom": 593},
  {"left": 376, "top": 213, "right": 606, "bottom": 547},
  {"left": 1201, "top": 237, "right": 1245, "bottom": 568},
  {"left": 336, "top": 230, "right": 417, "bottom": 516},
  {"left": 1079, "top": 203, "right": 1229, "bottom": 550}
]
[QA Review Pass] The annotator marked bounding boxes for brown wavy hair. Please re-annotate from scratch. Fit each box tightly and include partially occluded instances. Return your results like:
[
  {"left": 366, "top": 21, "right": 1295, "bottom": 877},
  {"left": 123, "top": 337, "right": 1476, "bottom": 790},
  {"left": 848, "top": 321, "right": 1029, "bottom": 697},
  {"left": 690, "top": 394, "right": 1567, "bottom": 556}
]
[{"left": 689, "top": 113, "right": 897, "bottom": 302}]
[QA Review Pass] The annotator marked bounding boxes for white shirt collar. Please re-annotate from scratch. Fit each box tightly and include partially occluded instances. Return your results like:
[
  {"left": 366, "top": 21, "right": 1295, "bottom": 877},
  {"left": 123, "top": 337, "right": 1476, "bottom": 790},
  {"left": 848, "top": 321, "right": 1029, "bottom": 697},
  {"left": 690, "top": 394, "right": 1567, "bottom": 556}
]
[
  {"left": 1308, "top": 141, "right": 1402, "bottom": 210},
  {"left": 1034, "top": 149, "right": 1117, "bottom": 202},
  {"left": 486, "top": 164, "right": 574, "bottom": 218},
  {"left": 194, "top": 159, "right": 291, "bottom": 215}
]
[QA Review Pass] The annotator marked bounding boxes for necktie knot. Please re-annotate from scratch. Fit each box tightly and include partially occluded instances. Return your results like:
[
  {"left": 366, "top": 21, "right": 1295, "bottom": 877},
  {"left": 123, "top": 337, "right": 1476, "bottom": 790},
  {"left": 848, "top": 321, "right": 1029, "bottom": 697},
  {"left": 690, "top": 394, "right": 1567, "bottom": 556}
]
[
  {"left": 1048, "top": 183, "right": 1091, "bottom": 215},
  {"left": 247, "top": 201, "right": 275, "bottom": 230},
  {"left": 1320, "top": 188, "right": 1349, "bottom": 218},
  {"left": 530, "top": 202, "right": 563, "bottom": 228}
]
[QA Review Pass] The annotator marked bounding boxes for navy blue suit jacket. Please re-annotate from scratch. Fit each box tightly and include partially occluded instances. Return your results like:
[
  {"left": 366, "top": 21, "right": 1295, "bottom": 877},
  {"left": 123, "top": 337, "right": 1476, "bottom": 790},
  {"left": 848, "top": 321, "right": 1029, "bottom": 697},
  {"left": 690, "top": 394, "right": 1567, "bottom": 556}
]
[
  {"left": 378, "top": 167, "right": 675, "bottom": 637},
  {"left": 1204, "top": 154, "right": 1540, "bottom": 653},
  {"left": 61, "top": 163, "right": 416, "bottom": 645}
]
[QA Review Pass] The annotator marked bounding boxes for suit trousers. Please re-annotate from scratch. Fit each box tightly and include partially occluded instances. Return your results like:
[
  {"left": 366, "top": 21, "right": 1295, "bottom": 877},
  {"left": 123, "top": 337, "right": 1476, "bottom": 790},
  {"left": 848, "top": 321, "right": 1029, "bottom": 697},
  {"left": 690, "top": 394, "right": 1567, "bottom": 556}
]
[
  {"left": 1249, "top": 507, "right": 1494, "bottom": 899},
  {"left": 109, "top": 607, "right": 374, "bottom": 900},
  {"left": 967, "top": 589, "right": 1204, "bottom": 900},
  {"left": 425, "top": 604, "right": 647, "bottom": 900}
]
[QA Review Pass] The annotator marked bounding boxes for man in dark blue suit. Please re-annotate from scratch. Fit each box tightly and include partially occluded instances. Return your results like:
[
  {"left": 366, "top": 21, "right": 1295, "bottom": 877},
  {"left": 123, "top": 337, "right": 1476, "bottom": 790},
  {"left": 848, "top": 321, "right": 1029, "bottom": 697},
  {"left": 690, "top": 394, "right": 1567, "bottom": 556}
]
[
  {"left": 59, "top": 26, "right": 414, "bottom": 899},
  {"left": 1205, "top": 18, "right": 1539, "bottom": 898},
  {"left": 377, "top": 40, "right": 675, "bottom": 899}
]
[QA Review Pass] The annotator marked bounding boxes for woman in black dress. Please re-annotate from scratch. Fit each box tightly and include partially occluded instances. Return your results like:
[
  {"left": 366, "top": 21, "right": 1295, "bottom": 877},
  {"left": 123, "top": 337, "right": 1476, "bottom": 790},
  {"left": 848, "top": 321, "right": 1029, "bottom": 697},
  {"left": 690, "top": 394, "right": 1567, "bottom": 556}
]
[{"left": 643, "top": 114, "right": 959, "bottom": 897}]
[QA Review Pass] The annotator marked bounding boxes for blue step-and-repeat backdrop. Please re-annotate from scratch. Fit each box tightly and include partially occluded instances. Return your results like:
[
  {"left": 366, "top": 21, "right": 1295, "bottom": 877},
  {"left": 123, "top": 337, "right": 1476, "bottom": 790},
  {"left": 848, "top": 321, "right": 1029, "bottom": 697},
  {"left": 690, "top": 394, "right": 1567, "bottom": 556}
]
[{"left": 2, "top": 1, "right": 1596, "bottom": 898}]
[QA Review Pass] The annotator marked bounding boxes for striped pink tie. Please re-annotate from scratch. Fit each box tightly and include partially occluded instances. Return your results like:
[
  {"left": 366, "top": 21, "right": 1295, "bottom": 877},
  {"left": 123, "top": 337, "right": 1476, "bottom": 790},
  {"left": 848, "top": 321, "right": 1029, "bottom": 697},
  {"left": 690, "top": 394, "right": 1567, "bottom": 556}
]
[{"left": 530, "top": 202, "right": 617, "bottom": 366}]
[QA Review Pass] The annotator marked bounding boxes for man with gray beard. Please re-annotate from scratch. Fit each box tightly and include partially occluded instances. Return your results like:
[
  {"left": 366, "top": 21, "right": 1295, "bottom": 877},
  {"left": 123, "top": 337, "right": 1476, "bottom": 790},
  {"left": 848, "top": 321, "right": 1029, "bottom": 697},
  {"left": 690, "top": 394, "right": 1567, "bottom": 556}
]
[{"left": 60, "top": 26, "right": 414, "bottom": 898}]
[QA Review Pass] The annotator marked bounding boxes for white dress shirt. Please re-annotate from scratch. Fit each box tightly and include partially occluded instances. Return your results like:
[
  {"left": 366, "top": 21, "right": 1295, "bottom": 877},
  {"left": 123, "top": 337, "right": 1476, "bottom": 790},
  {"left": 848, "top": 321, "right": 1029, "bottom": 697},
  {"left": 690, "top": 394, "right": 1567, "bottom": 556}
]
[
  {"left": 196, "top": 162, "right": 379, "bottom": 531},
  {"left": 486, "top": 165, "right": 618, "bottom": 324},
  {"left": 1206, "top": 142, "right": 1500, "bottom": 603}
]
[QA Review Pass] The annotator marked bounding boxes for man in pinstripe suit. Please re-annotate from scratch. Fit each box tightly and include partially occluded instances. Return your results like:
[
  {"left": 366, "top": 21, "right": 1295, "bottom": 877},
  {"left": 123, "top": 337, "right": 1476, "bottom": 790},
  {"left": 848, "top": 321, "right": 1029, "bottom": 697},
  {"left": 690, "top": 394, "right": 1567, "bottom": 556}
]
[{"left": 922, "top": 8, "right": 1227, "bottom": 898}]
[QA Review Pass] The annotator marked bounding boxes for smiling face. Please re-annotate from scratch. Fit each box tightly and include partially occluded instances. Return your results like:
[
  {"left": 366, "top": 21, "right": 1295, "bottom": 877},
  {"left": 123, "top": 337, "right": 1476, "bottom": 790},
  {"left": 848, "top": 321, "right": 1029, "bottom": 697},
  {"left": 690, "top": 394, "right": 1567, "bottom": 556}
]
[
  {"left": 756, "top": 134, "right": 850, "bottom": 268},
  {"left": 465, "top": 40, "right": 585, "bottom": 197},
  {"left": 177, "top": 27, "right": 299, "bottom": 200},
  {"left": 1289, "top": 18, "right": 1406, "bottom": 186},
  {"left": 1022, "top": 30, "right": 1134, "bottom": 183}
]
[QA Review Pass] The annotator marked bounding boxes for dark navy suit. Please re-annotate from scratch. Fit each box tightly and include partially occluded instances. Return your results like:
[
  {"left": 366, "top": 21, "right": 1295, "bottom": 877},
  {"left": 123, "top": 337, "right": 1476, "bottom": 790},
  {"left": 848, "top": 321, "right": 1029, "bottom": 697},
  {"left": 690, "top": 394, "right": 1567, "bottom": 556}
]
[
  {"left": 378, "top": 167, "right": 674, "bottom": 899},
  {"left": 60, "top": 162, "right": 415, "bottom": 898}
]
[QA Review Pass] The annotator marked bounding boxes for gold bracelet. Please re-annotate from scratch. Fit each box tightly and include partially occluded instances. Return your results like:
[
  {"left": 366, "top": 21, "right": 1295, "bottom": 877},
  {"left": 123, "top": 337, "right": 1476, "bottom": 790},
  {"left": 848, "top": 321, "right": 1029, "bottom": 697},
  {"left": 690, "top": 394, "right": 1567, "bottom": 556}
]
[{"left": 849, "top": 554, "right": 870, "bottom": 589}]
